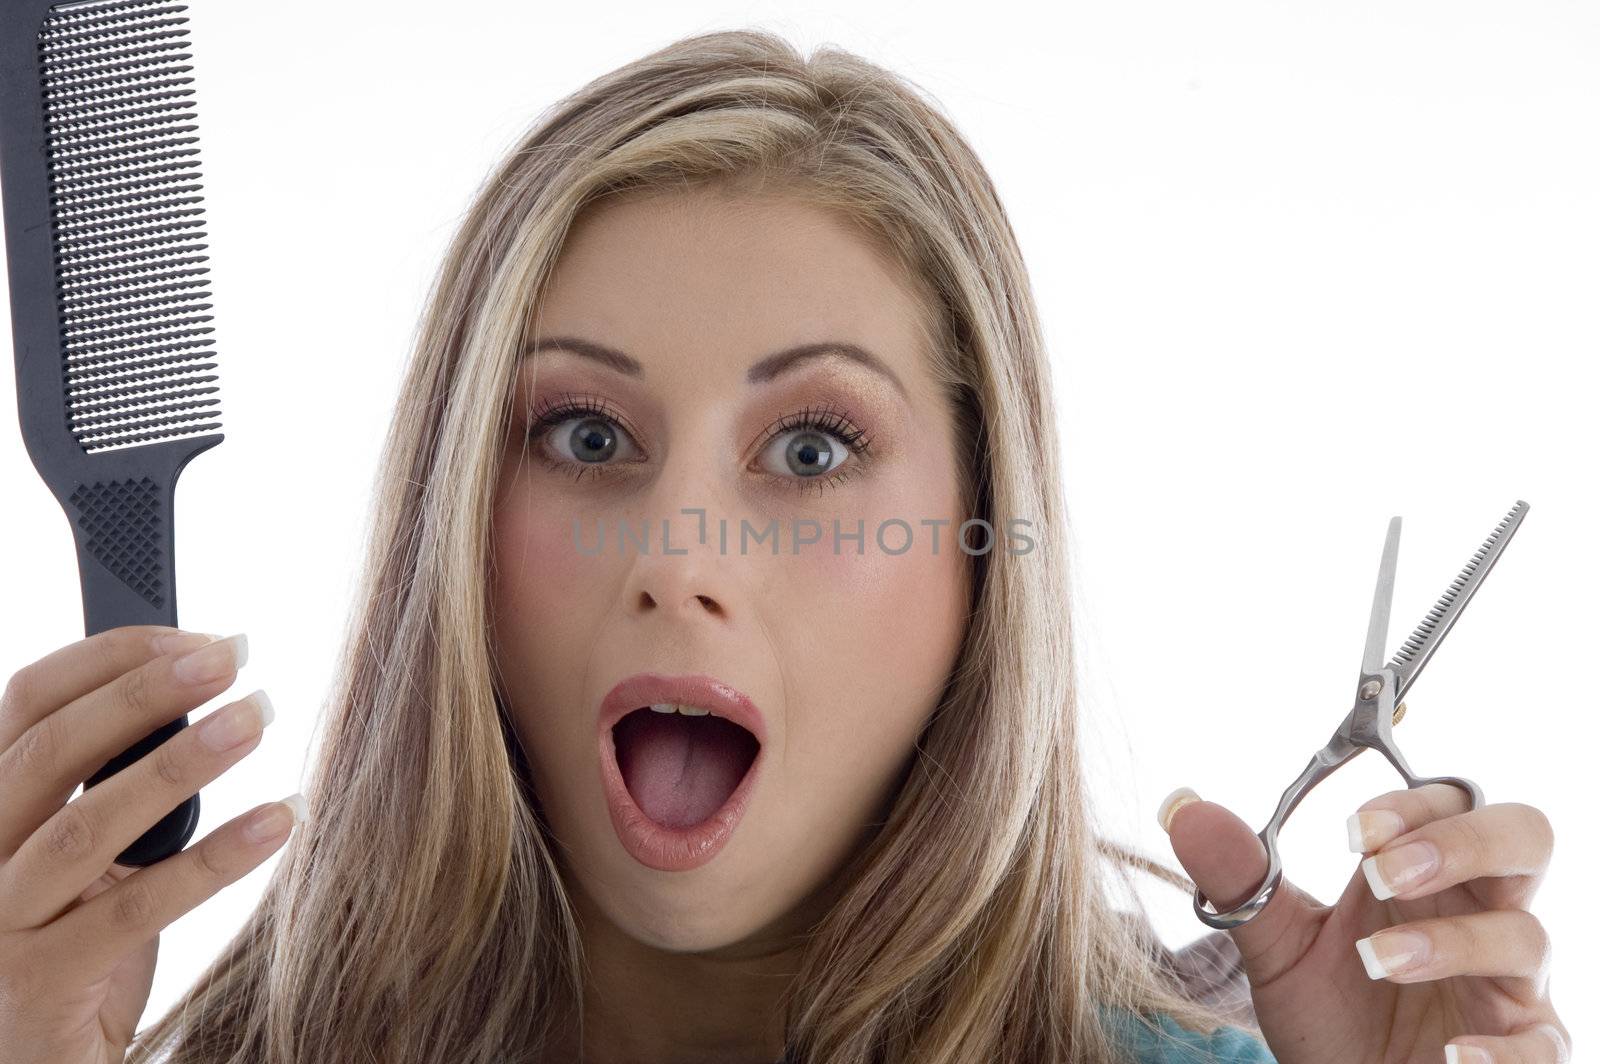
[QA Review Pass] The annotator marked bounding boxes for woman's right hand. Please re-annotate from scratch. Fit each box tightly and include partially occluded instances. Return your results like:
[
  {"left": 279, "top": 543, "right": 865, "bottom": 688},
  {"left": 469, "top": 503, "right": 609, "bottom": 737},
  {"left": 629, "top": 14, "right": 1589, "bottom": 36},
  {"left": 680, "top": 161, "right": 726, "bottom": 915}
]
[{"left": 0, "top": 625, "right": 302, "bottom": 1064}]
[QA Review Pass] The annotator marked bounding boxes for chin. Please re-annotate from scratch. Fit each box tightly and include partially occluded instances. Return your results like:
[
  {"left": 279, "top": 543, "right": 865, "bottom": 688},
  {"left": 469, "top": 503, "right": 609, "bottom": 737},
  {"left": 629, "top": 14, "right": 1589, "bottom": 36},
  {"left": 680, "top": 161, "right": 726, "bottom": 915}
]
[{"left": 593, "top": 855, "right": 778, "bottom": 953}]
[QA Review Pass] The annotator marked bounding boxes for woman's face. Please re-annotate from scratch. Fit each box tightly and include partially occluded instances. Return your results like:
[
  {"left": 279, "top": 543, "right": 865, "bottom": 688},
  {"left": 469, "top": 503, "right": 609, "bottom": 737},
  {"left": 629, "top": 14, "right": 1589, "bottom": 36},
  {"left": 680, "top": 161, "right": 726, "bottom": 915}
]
[{"left": 491, "top": 185, "right": 970, "bottom": 954}]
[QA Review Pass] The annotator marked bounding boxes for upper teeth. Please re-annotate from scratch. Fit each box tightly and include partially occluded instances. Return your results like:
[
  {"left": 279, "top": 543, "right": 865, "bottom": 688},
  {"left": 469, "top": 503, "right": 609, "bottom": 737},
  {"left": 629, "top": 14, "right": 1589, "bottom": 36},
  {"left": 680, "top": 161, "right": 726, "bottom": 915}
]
[{"left": 648, "top": 702, "right": 711, "bottom": 716}]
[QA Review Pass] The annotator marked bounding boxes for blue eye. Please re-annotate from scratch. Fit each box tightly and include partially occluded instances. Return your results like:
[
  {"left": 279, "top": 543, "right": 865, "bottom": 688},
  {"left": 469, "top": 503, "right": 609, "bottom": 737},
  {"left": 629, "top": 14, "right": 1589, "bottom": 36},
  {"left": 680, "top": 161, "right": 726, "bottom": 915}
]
[
  {"left": 751, "top": 405, "right": 873, "bottom": 493},
  {"left": 525, "top": 393, "right": 873, "bottom": 494},
  {"left": 759, "top": 428, "right": 842, "bottom": 478},
  {"left": 548, "top": 414, "right": 638, "bottom": 465},
  {"left": 524, "top": 392, "right": 640, "bottom": 484}
]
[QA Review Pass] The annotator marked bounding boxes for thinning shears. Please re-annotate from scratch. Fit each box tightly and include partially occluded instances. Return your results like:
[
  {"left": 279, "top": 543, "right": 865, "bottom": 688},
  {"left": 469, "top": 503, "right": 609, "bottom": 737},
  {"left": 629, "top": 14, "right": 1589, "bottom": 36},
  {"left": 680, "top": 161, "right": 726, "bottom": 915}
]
[{"left": 1194, "top": 500, "right": 1531, "bottom": 930}]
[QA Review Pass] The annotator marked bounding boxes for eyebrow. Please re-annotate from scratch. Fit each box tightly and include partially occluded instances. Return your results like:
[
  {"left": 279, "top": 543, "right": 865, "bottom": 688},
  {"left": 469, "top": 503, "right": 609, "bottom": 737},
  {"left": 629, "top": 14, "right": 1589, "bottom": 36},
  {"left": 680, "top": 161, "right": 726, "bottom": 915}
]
[{"left": 523, "top": 335, "right": 908, "bottom": 399}]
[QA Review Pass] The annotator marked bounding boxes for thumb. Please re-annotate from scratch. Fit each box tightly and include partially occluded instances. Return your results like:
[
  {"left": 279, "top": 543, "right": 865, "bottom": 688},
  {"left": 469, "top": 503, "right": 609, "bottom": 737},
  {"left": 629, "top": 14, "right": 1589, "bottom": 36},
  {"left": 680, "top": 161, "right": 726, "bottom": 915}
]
[{"left": 1157, "top": 786, "right": 1323, "bottom": 979}]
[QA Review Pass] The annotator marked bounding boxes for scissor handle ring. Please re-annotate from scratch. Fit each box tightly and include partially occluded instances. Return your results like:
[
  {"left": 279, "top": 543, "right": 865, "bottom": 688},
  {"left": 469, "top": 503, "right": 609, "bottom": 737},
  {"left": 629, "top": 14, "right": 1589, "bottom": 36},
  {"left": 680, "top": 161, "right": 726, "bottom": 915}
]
[
  {"left": 1191, "top": 774, "right": 1484, "bottom": 931},
  {"left": 1192, "top": 828, "right": 1284, "bottom": 930}
]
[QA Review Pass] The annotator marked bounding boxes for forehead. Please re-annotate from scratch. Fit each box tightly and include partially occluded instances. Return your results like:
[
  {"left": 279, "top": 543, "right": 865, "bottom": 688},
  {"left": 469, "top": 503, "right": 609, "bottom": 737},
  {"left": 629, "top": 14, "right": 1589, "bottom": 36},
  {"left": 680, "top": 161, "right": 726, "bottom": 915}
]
[{"left": 530, "top": 187, "right": 933, "bottom": 380}]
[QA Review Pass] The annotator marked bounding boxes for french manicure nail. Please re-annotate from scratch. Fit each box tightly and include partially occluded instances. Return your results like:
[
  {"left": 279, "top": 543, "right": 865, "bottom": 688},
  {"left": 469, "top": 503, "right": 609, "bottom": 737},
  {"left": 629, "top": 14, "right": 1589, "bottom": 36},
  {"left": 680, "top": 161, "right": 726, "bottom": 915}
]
[
  {"left": 1346, "top": 809, "right": 1406, "bottom": 852},
  {"left": 1444, "top": 1043, "right": 1494, "bottom": 1063},
  {"left": 1361, "top": 839, "right": 1438, "bottom": 900},
  {"left": 244, "top": 791, "right": 306, "bottom": 844},
  {"left": 173, "top": 632, "right": 248, "bottom": 685},
  {"left": 197, "top": 690, "right": 272, "bottom": 751},
  {"left": 1354, "top": 929, "right": 1430, "bottom": 979},
  {"left": 1157, "top": 786, "right": 1200, "bottom": 834}
]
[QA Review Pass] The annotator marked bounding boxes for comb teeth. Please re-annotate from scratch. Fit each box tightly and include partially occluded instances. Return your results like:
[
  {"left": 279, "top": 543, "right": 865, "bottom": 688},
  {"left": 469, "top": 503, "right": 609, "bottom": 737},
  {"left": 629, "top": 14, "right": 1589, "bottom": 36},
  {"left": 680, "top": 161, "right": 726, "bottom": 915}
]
[
  {"left": 1389, "top": 501, "right": 1528, "bottom": 671},
  {"left": 37, "top": 0, "right": 221, "bottom": 454}
]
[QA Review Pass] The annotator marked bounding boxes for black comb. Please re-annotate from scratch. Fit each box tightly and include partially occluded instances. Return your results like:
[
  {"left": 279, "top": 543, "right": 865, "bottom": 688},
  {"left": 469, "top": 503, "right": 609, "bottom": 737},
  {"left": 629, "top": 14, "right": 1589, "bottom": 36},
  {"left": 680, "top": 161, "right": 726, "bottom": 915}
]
[{"left": 1, "top": 0, "right": 225, "bottom": 866}]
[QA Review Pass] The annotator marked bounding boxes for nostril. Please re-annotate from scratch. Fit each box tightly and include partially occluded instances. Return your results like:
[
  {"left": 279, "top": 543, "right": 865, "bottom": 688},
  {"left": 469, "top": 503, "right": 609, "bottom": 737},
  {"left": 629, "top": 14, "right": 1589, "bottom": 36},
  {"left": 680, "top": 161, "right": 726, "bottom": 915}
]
[{"left": 633, "top": 590, "right": 724, "bottom": 616}]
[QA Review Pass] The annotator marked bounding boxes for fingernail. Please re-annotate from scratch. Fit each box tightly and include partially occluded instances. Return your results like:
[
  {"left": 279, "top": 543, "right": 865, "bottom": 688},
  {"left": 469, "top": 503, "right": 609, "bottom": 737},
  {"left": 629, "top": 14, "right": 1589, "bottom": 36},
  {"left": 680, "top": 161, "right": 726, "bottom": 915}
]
[
  {"left": 153, "top": 630, "right": 225, "bottom": 656},
  {"left": 1533, "top": 1023, "right": 1571, "bottom": 1063},
  {"left": 1444, "top": 1044, "right": 1494, "bottom": 1063},
  {"left": 173, "top": 632, "right": 248, "bottom": 685},
  {"left": 1157, "top": 786, "right": 1201, "bottom": 834},
  {"left": 197, "top": 690, "right": 273, "bottom": 751},
  {"left": 1354, "top": 929, "right": 1431, "bottom": 979},
  {"left": 1347, "top": 809, "right": 1406, "bottom": 852},
  {"left": 244, "top": 791, "right": 307, "bottom": 844},
  {"left": 1361, "top": 839, "right": 1439, "bottom": 900}
]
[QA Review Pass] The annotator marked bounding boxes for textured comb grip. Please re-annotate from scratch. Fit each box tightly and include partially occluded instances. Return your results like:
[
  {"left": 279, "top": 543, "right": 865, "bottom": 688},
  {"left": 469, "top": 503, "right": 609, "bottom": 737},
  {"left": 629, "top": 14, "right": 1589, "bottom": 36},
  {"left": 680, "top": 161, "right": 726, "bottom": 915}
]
[
  {"left": 71, "top": 477, "right": 169, "bottom": 626},
  {"left": 68, "top": 464, "right": 201, "bottom": 868}
]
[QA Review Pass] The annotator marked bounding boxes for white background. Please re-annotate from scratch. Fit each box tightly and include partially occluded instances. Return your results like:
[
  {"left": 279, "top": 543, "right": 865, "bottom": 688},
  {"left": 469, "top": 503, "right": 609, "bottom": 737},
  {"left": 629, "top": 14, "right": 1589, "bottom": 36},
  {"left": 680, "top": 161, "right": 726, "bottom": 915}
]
[{"left": 1, "top": 0, "right": 1593, "bottom": 1050}]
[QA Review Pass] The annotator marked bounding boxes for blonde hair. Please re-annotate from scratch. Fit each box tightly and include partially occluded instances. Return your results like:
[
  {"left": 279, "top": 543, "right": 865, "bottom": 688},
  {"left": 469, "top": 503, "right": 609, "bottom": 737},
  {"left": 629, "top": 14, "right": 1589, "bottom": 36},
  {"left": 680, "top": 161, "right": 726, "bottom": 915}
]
[{"left": 130, "top": 28, "right": 1256, "bottom": 1063}]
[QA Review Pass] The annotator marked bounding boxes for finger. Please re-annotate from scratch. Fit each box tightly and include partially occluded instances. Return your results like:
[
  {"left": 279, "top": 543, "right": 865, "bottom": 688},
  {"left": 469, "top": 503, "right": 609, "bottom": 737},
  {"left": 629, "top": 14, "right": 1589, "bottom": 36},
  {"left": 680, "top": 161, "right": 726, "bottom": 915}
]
[
  {"left": 0, "top": 633, "right": 247, "bottom": 857},
  {"left": 1353, "top": 909, "right": 1552, "bottom": 1004},
  {"left": 1347, "top": 780, "right": 1475, "bottom": 853},
  {"left": 0, "top": 690, "right": 272, "bottom": 929},
  {"left": 0, "top": 626, "right": 214, "bottom": 751},
  {"left": 1161, "top": 792, "right": 1327, "bottom": 985},
  {"left": 1357, "top": 803, "right": 1553, "bottom": 908},
  {"left": 1446, "top": 1020, "right": 1572, "bottom": 1064},
  {"left": 39, "top": 792, "right": 306, "bottom": 983}
]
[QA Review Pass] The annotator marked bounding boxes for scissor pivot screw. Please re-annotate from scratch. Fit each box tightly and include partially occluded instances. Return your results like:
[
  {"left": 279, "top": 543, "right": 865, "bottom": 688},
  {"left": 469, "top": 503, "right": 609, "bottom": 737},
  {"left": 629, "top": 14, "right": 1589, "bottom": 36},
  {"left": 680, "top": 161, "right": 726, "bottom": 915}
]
[
  {"left": 1360, "top": 679, "right": 1382, "bottom": 700},
  {"left": 1392, "top": 701, "right": 1406, "bottom": 726}
]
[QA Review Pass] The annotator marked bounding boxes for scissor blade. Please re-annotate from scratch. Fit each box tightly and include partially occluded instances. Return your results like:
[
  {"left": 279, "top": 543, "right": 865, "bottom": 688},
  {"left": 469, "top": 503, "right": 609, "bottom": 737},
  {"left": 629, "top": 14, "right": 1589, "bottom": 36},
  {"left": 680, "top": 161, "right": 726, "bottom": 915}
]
[
  {"left": 1362, "top": 516, "right": 1402, "bottom": 676},
  {"left": 1388, "top": 500, "right": 1531, "bottom": 701}
]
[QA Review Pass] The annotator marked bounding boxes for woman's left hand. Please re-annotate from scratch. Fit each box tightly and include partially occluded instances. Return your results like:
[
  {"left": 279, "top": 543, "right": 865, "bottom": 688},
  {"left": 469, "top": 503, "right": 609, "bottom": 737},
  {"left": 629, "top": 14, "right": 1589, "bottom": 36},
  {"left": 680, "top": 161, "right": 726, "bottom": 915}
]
[{"left": 1161, "top": 781, "right": 1570, "bottom": 1063}]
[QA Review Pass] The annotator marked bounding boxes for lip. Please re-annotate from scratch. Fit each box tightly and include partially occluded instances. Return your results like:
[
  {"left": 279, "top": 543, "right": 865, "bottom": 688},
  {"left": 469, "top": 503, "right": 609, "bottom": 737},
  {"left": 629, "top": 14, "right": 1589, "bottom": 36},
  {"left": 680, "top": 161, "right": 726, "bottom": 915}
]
[{"left": 596, "top": 672, "right": 767, "bottom": 872}]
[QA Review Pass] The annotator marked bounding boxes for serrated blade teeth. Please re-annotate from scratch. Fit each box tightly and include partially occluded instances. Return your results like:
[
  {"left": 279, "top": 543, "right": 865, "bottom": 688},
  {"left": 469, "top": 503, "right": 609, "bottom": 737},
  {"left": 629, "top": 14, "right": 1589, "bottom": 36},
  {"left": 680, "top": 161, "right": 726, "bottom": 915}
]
[{"left": 1386, "top": 502, "right": 1530, "bottom": 693}]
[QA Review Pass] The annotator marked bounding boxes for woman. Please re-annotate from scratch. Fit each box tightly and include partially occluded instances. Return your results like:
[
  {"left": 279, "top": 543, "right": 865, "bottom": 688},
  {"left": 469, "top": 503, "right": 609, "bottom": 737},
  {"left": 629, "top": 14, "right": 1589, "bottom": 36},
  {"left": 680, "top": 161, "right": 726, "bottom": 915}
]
[{"left": 0, "top": 28, "right": 1567, "bottom": 1064}]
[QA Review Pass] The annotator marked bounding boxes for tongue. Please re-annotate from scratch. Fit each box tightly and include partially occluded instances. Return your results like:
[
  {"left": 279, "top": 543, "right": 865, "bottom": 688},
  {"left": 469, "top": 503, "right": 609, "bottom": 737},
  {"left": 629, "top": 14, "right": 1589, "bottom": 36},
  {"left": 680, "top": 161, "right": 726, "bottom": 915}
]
[{"left": 613, "top": 710, "right": 758, "bottom": 829}]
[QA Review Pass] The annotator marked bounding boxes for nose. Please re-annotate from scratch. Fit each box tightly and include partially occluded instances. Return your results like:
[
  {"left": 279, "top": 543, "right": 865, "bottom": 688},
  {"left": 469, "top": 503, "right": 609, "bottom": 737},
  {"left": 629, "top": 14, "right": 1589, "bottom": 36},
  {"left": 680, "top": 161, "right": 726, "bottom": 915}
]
[
  {"left": 620, "top": 516, "right": 735, "bottom": 625},
  {"left": 618, "top": 421, "right": 749, "bottom": 625}
]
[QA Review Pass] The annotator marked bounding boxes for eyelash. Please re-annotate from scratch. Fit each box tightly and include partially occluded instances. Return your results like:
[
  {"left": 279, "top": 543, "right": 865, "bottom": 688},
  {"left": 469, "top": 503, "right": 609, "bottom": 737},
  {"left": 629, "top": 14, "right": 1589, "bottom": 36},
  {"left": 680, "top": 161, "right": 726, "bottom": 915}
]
[{"left": 524, "top": 392, "right": 875, "bottom": 496}]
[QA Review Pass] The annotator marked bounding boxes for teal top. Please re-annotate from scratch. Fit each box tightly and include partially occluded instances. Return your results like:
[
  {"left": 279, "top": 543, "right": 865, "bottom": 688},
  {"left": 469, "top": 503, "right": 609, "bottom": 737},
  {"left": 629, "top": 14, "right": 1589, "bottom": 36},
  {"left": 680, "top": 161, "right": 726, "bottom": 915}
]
[
  {"left": 1100, "top": 1007, "right": 1278, "bottom": 1063},
  {"left": 769, "top": 1009, "right": 1278, "bottom": 1062}
]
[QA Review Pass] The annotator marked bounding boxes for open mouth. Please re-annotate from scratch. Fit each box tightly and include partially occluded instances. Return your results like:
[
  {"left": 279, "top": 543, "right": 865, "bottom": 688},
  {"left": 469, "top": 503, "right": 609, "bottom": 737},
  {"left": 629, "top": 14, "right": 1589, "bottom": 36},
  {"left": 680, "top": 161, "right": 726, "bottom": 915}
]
[{"left": 612, "top": 707, "right": 761, "bottom": 829}]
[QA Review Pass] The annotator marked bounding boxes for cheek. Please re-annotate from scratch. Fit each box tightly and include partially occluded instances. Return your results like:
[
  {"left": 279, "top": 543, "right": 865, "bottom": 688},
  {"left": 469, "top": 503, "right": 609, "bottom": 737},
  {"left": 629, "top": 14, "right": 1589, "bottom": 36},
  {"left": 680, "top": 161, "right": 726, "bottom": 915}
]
[
  {"left": 491, "top": 492, "right": 612, "bottom": 628},
  {"left": 490, "top": 490, "right": 622, "bottom": 769},
  {"left": 778, "top": 476, "right": 968, "bottom": 802},
  {"left": 801, "top": 541, "right": 962, "bottom": 721}
]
